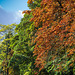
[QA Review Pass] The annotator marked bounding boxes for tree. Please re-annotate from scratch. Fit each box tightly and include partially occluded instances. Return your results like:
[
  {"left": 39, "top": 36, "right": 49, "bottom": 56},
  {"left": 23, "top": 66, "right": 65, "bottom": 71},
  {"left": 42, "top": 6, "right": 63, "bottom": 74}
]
[
  {"left": 0, "top": 24, "right": 17, "bottom": 41},
  {"left": 10, "top": 12, "right": 36, "bottom": 75},
  {"left": 29, "top": 0, "right": 75, "bottom": 74},
  {"left": 0, "top": 0, "right": 74, "bottom": 74},
  {"left": 0, "top": 31, "right": 14, "bottom": 75},
  {"left": 0, "top": 24, "right": 16, "bottom": 75}
]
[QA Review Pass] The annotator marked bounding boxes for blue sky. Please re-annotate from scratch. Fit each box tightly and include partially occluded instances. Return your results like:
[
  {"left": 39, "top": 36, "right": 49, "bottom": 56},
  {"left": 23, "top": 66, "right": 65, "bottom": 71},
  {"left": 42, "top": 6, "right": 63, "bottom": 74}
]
[{"left": 0, "top": 0, "right": 29, "bottom": 25}]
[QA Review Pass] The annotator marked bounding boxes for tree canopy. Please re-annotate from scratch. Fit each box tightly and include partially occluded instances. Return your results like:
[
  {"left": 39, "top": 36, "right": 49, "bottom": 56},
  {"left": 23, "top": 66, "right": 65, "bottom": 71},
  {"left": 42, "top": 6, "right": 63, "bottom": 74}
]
[{"left": 0, "top": 0, "right": 75, "bottom": 75}]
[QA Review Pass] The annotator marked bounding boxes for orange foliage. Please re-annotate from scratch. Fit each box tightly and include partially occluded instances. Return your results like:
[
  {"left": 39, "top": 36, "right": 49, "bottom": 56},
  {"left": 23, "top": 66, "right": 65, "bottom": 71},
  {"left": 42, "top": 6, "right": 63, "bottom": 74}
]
[
  {"left": 29, "top": 0, "right": 75, "bottom": 72},
  {"left": 22, "top": 10, "right": 31, "bottom": 14},
  {"left": 27, "top": 0, "right": 33, "bottom": 4}
]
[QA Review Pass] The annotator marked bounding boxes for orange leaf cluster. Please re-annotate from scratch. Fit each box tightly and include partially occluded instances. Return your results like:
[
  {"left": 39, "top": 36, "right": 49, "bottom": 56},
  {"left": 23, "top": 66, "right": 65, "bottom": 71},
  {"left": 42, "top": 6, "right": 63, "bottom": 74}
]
[
  {"left": 27, "top": 0, "right": 33, "bottom": 4},
  {"left": 30, "top": 0, "right": 75, "bottom": 71},
  {"left": 22, "top": 10, "right": 31, "bottom": 15}
]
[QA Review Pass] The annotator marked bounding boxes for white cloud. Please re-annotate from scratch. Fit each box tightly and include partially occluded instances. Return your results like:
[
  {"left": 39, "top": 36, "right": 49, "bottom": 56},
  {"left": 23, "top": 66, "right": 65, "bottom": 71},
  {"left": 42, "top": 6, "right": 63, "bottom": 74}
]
[
  {"left": 17, "top": 10, "right": 24, "bottom": 17},
  {"left": 14, "top": 10, "right": 24, "bottom": 24}
]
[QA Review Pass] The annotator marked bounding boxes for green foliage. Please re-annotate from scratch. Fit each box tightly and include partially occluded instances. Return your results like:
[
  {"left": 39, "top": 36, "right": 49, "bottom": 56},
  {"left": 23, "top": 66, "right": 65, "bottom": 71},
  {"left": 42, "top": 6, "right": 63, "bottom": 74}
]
[
  {"left": 0, "top": 31, "right": 14, "bottom": 74},
  {"left": 9, "top": 12, "right": 36, "bottom": 75},
  {"left": 0, "top": 24, "right": 17, "bottom": 41}
]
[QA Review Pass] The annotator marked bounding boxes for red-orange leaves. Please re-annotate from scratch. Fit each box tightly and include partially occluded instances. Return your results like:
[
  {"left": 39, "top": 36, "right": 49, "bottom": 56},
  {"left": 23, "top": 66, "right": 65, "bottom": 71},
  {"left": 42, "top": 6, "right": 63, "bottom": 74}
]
[
  {"left": 27, "top": 0, "right": 33, "bottom": 4},
  {"left": 22, "top": 10, "right": 31, "bottom": 14},
  {"left": 30, "top": 0, "right": 75, "bottom": 72},
  {"left": 67, "top": 48, "right": 75, "bottom": 57}
]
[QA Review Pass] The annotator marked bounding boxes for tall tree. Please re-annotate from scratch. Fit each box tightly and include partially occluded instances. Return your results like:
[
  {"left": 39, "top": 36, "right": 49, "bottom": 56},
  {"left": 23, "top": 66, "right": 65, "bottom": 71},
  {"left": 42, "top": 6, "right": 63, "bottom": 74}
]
[
  {"left": 29, "top": 0, "right": 75, "bottom": 74},
  {"left": 10, "top": 12, "right": 36, "bottom": 75},
  {"left": 0, "top": 24, "right": 16, "bottom": 75},
  {"left": 0, "top": 31, "right": 14, "bottom": 75}
]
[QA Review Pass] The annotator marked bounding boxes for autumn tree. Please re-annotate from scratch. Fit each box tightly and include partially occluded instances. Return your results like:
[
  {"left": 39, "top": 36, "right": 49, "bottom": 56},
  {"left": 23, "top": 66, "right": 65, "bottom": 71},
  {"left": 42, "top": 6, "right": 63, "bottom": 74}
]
[{"left": 28, "top": 0, "right": 75, "bottom": 74}]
